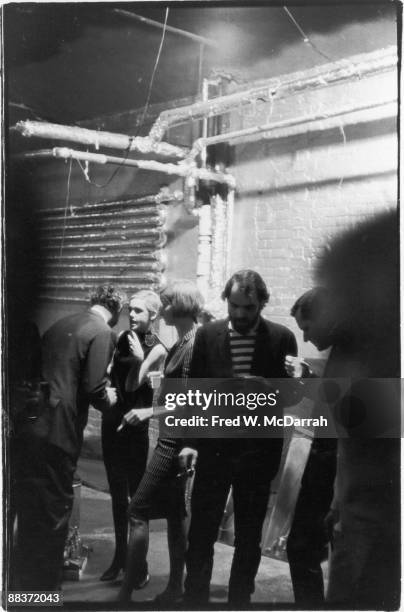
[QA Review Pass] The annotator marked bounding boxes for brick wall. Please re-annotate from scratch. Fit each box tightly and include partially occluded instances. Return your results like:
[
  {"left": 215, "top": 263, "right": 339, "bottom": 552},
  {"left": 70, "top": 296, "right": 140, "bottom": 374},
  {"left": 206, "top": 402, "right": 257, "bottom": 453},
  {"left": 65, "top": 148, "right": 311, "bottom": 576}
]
[{"left": 228, "top": 58, "right": 397, "bottom": 358}]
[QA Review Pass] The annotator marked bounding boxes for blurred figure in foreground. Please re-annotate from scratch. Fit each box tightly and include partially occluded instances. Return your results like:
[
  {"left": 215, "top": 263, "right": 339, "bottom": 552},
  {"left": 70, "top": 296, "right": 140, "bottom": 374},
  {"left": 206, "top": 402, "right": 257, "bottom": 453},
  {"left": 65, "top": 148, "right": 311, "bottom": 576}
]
[{"left": 316, "top": 210, "right": 400, "bottom": 609}]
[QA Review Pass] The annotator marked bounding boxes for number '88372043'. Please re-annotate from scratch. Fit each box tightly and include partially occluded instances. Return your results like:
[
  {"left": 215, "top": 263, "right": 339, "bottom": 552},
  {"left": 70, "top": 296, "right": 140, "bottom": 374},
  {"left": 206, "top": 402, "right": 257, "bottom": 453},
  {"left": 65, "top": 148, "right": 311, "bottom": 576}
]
[{"left": 6, "top": 592, "right": 63, "bottom": 606}]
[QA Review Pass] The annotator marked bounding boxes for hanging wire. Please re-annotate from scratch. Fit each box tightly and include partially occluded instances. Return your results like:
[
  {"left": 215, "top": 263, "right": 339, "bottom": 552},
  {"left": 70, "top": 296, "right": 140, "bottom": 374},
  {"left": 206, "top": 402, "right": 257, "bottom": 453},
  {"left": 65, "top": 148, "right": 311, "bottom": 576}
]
[
  {"left": 78, "top": 6, "right": 170, "bottom": 189},
  {"left": 283, "top": 6, "right": 334, "bottom": 63},
  {"left": 137, "top": 6, "right": 169, "bottom": 129}
]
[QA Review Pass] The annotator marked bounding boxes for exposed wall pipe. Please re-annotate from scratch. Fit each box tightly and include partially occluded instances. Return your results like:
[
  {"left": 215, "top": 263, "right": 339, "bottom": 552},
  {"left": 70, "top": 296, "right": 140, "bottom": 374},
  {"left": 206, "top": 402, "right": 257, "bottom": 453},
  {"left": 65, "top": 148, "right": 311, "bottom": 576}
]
[
  {"left": 37, "top": 192, "right": 183, "bottom": 216},
  {"left": 14, "top": 120, "right": 187, "bottom": 158},
  {"left": 196, "top": 204, "right": 212, "bottom": 299},
  {"left": 41, "top": 236, "right": 166, "bottom": 251},
  {"left": 148, "top": 47, "right": 396, "bottom": 141},
  {"left": 43, "top": 252, "right": 165, "bottom": 264},
  {"left": 225, "top": 188, "right": 235, "bottom": 280},
  {"left": 39, "top": 291, "right": 155, "bottom": 304},
  {"left": 208, "top": 194, "right": 229, "bottom": 319},
  {"left": 200, "top": 78, "right": 210, "bottom": 169},
  {"left": 113, "top": 9, "right": 219, "bottom": 48},
  {"left": 187, "top": 97, "right": 397, "bottom": 162},
  {"left": 13, "top": 49, "right": 395, "bottom": 171},
  {"left": 19, "top": 147, "right": 236, "bottom": 187}
]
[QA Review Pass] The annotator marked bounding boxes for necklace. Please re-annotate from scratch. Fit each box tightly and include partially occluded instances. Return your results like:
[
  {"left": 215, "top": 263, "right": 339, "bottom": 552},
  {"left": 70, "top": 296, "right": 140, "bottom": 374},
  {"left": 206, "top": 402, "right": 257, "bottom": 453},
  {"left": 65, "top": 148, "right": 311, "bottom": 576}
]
[{"left": 144, "top": 331, "right": 156, "bottom": 347}]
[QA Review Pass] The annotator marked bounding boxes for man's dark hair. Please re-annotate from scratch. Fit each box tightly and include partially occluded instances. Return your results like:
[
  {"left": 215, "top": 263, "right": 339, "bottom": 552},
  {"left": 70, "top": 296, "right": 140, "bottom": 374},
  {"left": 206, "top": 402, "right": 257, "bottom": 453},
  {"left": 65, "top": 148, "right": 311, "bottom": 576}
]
[
  {"left": 291, "top": 287, "right": 329, "bottom": 320},
  {"left": 221, "top": 269, "right": 270, "bottom": 306},
  {"left": 89, "top": 285, "right": 126, "bottom": 314}
]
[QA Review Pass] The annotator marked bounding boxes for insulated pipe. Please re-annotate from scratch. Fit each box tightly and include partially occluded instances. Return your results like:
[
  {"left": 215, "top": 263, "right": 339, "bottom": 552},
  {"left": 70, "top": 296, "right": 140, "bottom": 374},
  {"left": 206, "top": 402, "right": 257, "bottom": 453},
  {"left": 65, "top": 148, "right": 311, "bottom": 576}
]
[
  {"left": 14, "top": 49, "right": 395, "bottom": 165},
  {"left": 200, "top": 78, "right": 210, "bottom": 169},
  {"left": 225, "top": 188, "right": 235, "bottom": 280},
  {"left": 37, "top": 192, "right": 183, "bottom": 216},
  {"left": 187, "top": 97, "right": 397, "bottom": 162},
  {"left": 20, "top": 147, "right": 236, "bottom": 187},
  {"left": 14, "top": 120, "right": 187, "bottom": 158},
  {"left": 148, "top": 47, "right": 397, "bottom": 141},
  {"left": 196, "top": 204, "right": 212, "bottom": 299}
]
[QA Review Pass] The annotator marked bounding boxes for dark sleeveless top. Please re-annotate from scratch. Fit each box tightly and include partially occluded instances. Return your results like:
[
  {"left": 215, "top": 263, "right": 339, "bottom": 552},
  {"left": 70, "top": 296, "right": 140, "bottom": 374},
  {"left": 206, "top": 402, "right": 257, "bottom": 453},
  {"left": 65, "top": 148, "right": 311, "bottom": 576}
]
[{"left": 104, "top": 330, "right": 162, "bottom": 433}]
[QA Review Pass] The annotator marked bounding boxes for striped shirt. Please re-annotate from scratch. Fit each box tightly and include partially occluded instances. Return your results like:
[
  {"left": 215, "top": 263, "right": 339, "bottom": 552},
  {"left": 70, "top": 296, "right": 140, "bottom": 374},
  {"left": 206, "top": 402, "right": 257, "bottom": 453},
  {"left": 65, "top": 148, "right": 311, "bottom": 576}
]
[{"left": 229, "top": 323, "right": 257, "bottom": 376}]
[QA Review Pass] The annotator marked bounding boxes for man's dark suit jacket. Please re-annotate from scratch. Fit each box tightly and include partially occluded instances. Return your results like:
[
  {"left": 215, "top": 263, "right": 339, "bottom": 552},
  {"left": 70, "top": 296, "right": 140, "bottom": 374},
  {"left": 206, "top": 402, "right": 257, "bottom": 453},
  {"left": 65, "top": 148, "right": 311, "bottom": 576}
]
[
  {"left": 188, "top": 317, "right": 297, "bottom": 474},
  {"left": 41, "top": 309, "right": 116, "bottom": 460}
]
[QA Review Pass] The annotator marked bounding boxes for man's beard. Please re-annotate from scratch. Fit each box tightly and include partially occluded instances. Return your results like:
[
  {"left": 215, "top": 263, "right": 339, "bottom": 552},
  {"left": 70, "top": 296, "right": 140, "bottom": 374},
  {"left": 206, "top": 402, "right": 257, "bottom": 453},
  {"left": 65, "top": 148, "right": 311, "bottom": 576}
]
[{"left": 231, "top": 313, "right": 260, "bottom": 334}]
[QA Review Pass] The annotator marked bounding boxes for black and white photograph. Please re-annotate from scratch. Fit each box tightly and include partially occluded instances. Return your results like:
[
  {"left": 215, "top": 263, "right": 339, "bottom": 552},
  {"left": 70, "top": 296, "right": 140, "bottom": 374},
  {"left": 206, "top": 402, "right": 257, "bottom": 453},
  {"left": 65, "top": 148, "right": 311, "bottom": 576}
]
[{"left": 2, "top": 1, "right": 401, "bottom": 610}]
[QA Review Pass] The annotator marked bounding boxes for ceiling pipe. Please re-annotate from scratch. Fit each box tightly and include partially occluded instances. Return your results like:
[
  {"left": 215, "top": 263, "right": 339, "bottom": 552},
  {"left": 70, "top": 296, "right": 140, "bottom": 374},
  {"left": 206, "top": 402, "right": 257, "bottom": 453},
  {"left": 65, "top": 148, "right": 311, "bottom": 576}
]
[
  {"left": 12, "top": 48, "right": 395, "bottom": 193},
  {"left": 13, "top": 120, "right": 187, "bottom": 159},
  {"left": 18, "top": 147, "right": 236, "bottom": 187},
  {"left": 148, "top": 46, "right": 397, "bottom": 141},
  {"left": 13, "top": 49, "right": 395, "bottom": 165},
  {"left": 16, "top": 97, "right": 394, "bottom": 187},
  {"left": 15, "top": 96, "right": 394, "bottom": 187},
  {"left": 113, "top": 9, "right": 219, "bottom": 48},
  {"left": 186, "top": 97, "right": 397, "bottom": 162}
]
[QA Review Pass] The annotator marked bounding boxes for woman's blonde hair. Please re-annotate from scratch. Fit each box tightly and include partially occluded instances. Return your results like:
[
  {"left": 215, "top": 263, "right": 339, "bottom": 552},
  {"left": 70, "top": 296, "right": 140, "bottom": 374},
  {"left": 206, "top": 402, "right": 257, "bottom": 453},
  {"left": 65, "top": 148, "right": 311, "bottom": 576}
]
[{"left": 130, "top": 289, "right": 161, "bottom": 316}]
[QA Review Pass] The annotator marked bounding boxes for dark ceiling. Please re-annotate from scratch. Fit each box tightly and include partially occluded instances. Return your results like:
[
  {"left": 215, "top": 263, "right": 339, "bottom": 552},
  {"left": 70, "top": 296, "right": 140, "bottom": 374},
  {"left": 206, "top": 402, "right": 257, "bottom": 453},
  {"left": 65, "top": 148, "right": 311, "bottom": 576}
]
[{"left": 4, "top": 1, "right": 398, "bottom": 127}]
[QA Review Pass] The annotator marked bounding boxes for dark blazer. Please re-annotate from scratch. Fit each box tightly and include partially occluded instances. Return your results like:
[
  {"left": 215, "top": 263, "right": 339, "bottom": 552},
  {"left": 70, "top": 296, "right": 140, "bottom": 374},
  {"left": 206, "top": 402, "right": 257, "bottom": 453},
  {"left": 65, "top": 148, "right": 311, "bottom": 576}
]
[
  {"left": 188, "top": 317, "right": 297, "bottom": 469},
  {"left": 41, "top": 309, "right": 116, "bottom": 459},
  {"left": 190, "top": 317, "right": 297, "bottom": 380}
]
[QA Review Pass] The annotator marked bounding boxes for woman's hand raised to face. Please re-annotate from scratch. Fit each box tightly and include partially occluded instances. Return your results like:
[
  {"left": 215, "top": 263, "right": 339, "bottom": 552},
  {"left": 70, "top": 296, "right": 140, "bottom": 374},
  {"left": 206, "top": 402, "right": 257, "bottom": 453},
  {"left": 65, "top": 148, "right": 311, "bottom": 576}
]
[{"left": 128, "top": 332, "right": 145, "bottom": 362}]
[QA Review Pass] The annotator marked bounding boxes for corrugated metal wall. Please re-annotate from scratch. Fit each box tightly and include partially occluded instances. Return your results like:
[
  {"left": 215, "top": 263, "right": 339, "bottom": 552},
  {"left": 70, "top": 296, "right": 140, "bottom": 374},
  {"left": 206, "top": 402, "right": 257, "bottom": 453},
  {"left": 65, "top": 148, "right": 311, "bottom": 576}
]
[{"left": 37, "top": 194, "right": 167, "bottom": 302}]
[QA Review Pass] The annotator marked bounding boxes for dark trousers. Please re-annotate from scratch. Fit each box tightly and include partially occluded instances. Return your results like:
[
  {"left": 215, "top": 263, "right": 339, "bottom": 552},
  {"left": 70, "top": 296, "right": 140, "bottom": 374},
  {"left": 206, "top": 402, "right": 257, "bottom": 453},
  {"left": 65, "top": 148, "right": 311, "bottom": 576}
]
[
  {"left": 102, "top": 419, "right": 149, "bottom": 565},
  {"left": 14, "top": 440, "right": 75, "bottom": 590},
  {"left": 286, "top": 440, "right": 336, "bottom": 606},
  {"left": 185, "top": 445, "right": 274, "bottom": 605}
]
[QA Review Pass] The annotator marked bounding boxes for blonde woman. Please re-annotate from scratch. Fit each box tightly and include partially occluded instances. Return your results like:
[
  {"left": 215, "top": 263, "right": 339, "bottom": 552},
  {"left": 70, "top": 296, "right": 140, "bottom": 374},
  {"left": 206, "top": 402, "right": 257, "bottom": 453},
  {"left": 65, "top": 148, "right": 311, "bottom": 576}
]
[{"left": 100, "top": 290, "right": 166, "bottom": 582}]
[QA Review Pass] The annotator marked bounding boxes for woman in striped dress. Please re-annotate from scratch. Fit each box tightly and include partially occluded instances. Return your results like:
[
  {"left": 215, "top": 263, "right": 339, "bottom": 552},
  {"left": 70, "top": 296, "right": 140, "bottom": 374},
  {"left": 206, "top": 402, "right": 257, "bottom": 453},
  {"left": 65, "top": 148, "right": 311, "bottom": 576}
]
[{"left": 118, "top": 280, "right": 204, "bottom": 604}]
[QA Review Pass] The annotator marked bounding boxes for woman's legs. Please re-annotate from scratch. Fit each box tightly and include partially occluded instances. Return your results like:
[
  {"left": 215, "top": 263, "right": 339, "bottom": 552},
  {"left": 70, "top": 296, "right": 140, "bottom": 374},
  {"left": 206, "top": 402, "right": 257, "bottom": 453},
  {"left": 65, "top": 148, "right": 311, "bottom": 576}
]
[
  {"left": 154, "top": 514, "right": 187, "bottom": 602},
  {"left": 102, "top": 424, "right": 149, "bottom": 581},
  {"left": 118, "top": 516, "right": 150, "bottom": 601},
  {"left": 118, "top": 438, "right": 181, "bottom": 601}
]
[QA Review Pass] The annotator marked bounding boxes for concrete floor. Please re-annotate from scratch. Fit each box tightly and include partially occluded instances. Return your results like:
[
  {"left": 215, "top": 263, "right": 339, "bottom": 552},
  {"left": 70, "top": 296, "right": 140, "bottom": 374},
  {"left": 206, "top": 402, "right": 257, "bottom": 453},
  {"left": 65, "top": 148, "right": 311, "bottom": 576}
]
[{"left": 63, "top": 458, "right": 297, "bottom": 609}]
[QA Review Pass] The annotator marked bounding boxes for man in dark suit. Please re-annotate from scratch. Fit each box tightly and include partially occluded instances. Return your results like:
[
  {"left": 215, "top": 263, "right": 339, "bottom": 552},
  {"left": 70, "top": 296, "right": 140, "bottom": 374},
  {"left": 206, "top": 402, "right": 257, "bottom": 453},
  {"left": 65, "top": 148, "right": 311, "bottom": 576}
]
[
  {"left": 284, "top": 288, "right": 337, "bottom": 606},
  {"left": 14, "top": 285, "right": 124, "bottom": 590},
  {"left": 180, "top": 270, "right": 297, "bottom": 606}
]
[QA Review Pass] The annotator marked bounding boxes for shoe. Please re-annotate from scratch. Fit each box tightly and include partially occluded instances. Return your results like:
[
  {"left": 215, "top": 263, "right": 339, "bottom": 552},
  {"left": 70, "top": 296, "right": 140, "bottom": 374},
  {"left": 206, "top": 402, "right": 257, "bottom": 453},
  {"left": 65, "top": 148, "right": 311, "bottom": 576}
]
[
  {"left": 100, "top": 563, "right": 124, "bottom": 581},
  {"left": 133, "top": 573, "right": 150, "bottom": 590}
]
